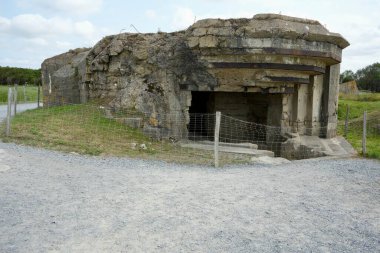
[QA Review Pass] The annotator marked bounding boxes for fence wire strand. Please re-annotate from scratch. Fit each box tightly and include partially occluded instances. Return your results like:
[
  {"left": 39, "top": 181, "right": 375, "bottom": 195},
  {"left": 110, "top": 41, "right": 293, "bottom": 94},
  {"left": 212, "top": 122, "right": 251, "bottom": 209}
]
[{"left": 1, "top": 87, "right": 379, "bottom": 165}]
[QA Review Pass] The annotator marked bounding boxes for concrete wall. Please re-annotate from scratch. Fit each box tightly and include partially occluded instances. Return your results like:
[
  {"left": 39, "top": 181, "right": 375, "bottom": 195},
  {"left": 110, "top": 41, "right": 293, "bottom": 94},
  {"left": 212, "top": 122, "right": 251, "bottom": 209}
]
[
  {"left": 321, "top": 64, "right": 340, "bottom": 138},
  {"left": 41, "top": 48, "right": 89, "bottom": 106},
  {"left": 212, "top": 93, "right": 268, "bottom": 123}
]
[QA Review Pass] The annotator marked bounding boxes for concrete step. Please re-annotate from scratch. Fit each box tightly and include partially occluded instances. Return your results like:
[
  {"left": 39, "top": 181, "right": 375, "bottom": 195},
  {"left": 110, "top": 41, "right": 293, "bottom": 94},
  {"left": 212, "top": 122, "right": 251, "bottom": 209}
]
[
  {"left": 180, "top": 142, "right": 274, "bottom": 157},
  {"left": 296, "top": 135, "right": 357, "bottom": 158},
  {"left": 199, "top": 140, "right": 258, "bottom": 149},
  {"left": 323, "top": 137, "right": 357, "bottom": 157}
]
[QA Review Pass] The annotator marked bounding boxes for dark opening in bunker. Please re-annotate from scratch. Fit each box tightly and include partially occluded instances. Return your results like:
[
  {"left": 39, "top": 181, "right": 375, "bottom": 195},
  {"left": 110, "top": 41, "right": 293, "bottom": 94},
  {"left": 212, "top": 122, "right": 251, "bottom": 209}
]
[
  {"left": 188, "top": 91, "right": 213, "bottom": 140},
  {"left": 188, "top": 91, "right": 279, "bottom": 144}
]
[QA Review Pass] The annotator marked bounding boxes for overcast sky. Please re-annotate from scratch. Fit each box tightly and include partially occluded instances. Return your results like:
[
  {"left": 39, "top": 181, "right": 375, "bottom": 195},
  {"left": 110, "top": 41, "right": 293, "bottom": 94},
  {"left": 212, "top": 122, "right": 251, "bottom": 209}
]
[{"left": 0, "top": 0, "right": 379, "bottom": 72}]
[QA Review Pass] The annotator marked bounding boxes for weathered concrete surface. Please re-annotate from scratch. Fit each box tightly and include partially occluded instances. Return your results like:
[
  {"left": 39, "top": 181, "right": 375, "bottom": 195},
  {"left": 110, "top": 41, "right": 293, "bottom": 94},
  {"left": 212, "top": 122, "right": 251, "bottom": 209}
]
[
  {"left": 281, "top": 135, "right": 357, "bottom": 160},
  {"left": 41, "top": 48, "right": 90, "bottom": 106},
  {"left": 188, "top": 14, "right": 348, "bottom": 48},
  {"left": 321, "top": 64, "right": 341, "bottom": 138},
  {"left": 199, "top": 140, "right": 259, "bottom": 150},
  {"left": 41, "top": 14, "right": 349, "bottom": 152},
  {"left": 180, "top": 141, "right": 274, "bottom": 157}
]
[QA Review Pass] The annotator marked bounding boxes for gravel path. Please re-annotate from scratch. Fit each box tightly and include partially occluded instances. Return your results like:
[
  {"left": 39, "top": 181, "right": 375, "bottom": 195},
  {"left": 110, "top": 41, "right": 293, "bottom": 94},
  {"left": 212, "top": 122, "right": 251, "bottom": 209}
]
[{"left": 0, "top": 142, "right": 379, "bottom": 252}]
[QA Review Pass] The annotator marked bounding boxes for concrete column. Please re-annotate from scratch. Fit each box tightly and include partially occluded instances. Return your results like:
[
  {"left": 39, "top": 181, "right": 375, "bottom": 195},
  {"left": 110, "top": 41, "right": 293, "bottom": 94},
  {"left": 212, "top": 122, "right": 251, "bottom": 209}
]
[
  {"left": 305, "top": 75, "right": 324, "bottom": 136},
  {"left": 293, "top": 83, "right": 308, "bottom": 135},
  {"left": 306, "top": 76, "right": 314, "bottom": 135},
  {"left": 321, "top": 64, "right": 340, "bottom": 138},
  {"left": 312, "top": 75, "right": 324, "bottom": 135},
  {"left": 281, "top": 93, "right": 292, "bottom": 133},
  {"left": 313, "top": 75, "right": 323, "bottom": 125}
]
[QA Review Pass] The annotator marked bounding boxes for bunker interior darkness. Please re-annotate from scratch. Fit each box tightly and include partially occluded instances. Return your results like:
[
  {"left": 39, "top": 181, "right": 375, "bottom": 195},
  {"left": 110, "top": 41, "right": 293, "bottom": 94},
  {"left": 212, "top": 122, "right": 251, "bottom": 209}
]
[{"left": 188, "top": 91, "right": 271, "bottom": 144}]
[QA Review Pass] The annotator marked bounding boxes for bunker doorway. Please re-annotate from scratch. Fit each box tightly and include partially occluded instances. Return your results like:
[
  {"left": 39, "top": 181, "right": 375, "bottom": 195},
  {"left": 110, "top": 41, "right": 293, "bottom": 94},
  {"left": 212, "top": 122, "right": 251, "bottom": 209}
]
[
  {"left": 187, "top": 91, "right": 273, "bottom": 142},
  {"left": 210, "top": 92, "right": 269, "bottom": 144},
  {"left": 188, "top": 91, "right": 214, "bottom": 140}
]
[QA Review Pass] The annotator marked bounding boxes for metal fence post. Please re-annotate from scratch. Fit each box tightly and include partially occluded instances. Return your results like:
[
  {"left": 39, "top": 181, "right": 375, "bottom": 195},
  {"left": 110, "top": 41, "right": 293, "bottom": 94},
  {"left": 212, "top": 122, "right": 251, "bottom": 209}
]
[
  {"left": 214, "top": 111, "right": 221, "bottom": 168},
  {"left": 344, "top": 104, "right": 349, "bottom": 137},
  {"left": 6, "top": 88, "right": 13, "bottom": 136},
  {"left": 13, "top": 83, "right": 18, "bottom": 115},
  {"left": 362, "top": 111, "right": 367, "bottom": 157}
]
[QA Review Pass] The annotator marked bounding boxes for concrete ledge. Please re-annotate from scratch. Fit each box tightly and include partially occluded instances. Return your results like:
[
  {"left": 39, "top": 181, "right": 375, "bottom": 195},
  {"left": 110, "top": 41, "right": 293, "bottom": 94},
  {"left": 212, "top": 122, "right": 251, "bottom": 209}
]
[
  {"left": 181, "top": 142, "right": 274, "bottom": 157},
  {"left": 199, "top": 140, "right": 258, "bottom": 149}
]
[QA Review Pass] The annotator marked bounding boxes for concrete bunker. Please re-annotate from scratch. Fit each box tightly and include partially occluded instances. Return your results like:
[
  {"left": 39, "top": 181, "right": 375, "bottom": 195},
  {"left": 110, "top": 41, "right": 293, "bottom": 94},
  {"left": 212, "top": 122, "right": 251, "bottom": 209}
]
[{"left": 41, "top": 14, "right": 350, "bottom": 159}]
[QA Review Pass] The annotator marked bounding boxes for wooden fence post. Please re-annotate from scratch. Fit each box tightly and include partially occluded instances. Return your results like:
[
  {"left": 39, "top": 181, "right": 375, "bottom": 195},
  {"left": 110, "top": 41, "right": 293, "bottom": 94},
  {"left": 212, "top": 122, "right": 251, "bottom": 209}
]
[
  {"left": 344, "top": 104, "right": 349, "bottom": 137},
  {"left": 37, "top": 81, "right": 40, "bottom": 108},
  {"left": 362, "top": 111, "right": 367, "bottom": 157},
  {"left": 6, "top": 88, "right": 12, "bottom": 136},
  {"left": 13, "top": 83, "right": 17, "bottom": 115},
  {"left": 214, "top": 111, "right": 221, "bottom": 168},
  {"left": 23, "top": 83, "right": 27, "bottom": 102}
]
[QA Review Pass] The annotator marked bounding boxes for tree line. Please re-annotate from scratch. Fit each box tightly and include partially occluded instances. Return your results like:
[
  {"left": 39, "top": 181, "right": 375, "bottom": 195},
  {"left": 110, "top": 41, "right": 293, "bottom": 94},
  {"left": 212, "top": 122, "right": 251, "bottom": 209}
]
[
  {"left": 340, "top": 62, "right": 380, "bottom": 92},
  {"left": 0, "top": 66, "right": 41, "bottom": 85}
]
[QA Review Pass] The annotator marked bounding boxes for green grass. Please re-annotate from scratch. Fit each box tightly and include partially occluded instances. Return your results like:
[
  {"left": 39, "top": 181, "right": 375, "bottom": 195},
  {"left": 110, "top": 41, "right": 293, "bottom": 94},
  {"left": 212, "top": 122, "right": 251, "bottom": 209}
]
[
  {"left": 0, "top": 85, "right": 39, "bottom": 104},
  {"left": 1, "top": 103, "right": 250, "bottom": 165},
  {"left": 338, "top": 123, "right": 380, "bottom": 159},
  {"left": 338, "top": 92, "right": 380, "bottom": 159},
  {"left": 338, "top": 93, "right": 380, "bottom": 120}
]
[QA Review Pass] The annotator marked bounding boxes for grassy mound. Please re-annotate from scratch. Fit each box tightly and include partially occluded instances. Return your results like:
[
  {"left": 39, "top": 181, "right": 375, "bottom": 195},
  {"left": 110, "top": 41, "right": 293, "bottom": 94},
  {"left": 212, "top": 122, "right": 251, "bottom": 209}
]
[{"left": 2, "top": 103, "right": 250, "bottom": 165}]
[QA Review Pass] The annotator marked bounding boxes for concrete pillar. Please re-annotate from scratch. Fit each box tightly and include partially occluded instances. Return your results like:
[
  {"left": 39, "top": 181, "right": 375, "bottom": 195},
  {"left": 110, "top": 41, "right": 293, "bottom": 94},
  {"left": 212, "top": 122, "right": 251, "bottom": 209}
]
[
  {"left": 306, "top": 76, "right": 314, "bottom": 135},
  {"left": 311, "top": 75, "right": 324, "bottom": 135},
  {"left": 293, "top": 84, "right": 308, "bottom": 135},
  {"left": 305, "top": 75, "right": 323, "bottom": 136},
  {"left": 281, "top": 93, "right": 293, "bottom": 133},
  {"left": 321, "top": 64, "right": 340, "bottom": 138}
]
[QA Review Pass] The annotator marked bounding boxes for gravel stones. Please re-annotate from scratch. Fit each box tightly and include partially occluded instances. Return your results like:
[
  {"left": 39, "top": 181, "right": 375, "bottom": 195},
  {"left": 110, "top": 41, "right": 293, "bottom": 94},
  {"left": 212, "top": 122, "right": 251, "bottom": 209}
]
[{"left": 0, "top": 142, "right": 379, "bottom": 252}]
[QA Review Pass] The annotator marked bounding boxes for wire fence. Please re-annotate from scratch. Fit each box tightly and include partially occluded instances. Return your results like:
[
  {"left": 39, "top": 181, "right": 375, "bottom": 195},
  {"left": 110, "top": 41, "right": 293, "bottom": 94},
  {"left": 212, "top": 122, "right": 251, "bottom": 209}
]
[
  {"left": 0, "top": 83, "right": 41, "bottom": 105},
  {"left": 1, "top": 86, "right": 379, "bottom": 165},
  {"left": 339, "top": 105, "right": 380, "bottom": 158}
]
